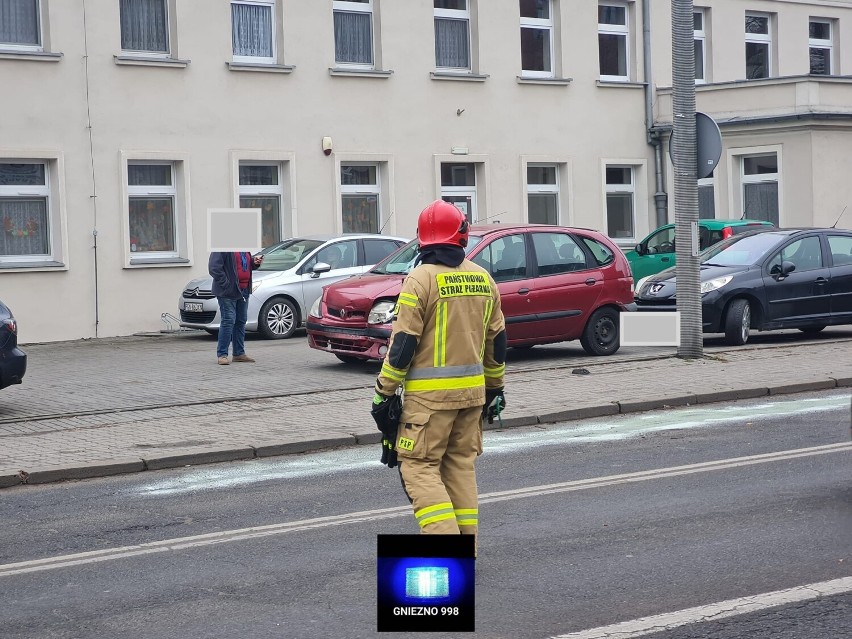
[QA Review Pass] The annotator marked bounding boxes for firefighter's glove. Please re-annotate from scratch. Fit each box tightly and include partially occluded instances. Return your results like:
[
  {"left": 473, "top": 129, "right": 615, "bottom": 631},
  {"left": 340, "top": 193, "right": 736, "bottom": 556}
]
[
  {"left": 371, "top": 392, "right": 402, "bottom": 468},
  {"left": 483, "top": 388, "right": 506, "bottom": 425}
]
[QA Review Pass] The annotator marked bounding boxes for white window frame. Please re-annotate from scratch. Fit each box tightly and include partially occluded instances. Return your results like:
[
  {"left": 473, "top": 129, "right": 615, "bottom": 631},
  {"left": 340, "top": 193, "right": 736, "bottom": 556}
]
[
  {"left": 230, "top": 151, "right": 296, "bottom": 238},
  {"left": 598, "top": 2, "right": 629, "bottom": 82},
  {"left": 231, "top": 0, "right": 276, "bottom": 65},
  {"left": 434, "top": 1, "right": 471, "bottom": 72},
  {"left": 121, "top": 152, "right": 192, "bottom": 268},
  {"left": 333, "top": 0, "right": 374, "bottom": 70},
  {"left": 339, "top": 161, "right": 382, "bottom": 233},
  {"left": 237, "top": 161, "right": 285, "bottom": 245},
  {"left": 119, "top": 0, "right": 172, "bottom": 56},
  {"left": 808, "top": 18, "right": 833, "bottom": 75},
  {"left": 526, "top": 163, "right": 560, "bottom": 224},
  {"left": 0, "top": 160, "right": 52, "bottom": 265},
  {"left": 602, "top": 162, "right": 644, "bottom": 244},
  {"left": 694, "top": 8, "right": 706, "bottom": 84},
  {"left": 520, "top": 0, "right": 554, "bottom": 78},
  {"left": 0, "top": 0, "right": 43, "bottom": 52},
  {"left": 745, "top": 12, "right": 772, "bottom": 79},
  {"left": 740, "top": 152, "right": 779, "bottom": 225}
]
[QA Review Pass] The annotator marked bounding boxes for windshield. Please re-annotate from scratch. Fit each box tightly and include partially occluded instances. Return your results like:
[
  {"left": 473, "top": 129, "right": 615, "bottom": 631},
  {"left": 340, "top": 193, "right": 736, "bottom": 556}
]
[
  {"left": 257, "top": 238, "right": 324, "bottom": 271},
  {"left": 700, "top": 232, "right": 782, "bottom": 267},
  {"left": 370, "top": 237, "right": 483, "bottom": 275}
]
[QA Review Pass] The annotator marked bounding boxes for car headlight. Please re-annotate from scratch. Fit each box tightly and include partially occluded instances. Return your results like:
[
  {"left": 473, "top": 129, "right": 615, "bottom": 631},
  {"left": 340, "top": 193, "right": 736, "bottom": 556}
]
[
  {"left": 309, "top": 296, "right": 322, "bottom": 318},
  {"left": 368, "top": 300, "right": 396, "bottom": 325},
  {"left": 701, "top": 275, "right": 733, "bottom": 294},
  {"left": 635, "top": 275, "right": 652, "bottom": 292}
]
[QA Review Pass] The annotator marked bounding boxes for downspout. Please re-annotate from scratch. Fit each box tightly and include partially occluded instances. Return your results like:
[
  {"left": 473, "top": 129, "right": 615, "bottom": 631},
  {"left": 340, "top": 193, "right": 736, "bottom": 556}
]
[
  {"left": 82, "top": 0, "right": 100, "bottom": 336},
  {"left": 642, "top": 0, "right": 668, "bottom": 227}
]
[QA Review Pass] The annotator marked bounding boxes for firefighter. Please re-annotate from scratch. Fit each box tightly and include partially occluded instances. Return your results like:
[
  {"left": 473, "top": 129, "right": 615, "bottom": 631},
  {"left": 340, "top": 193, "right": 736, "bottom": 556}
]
[{"left": 372, "top": 200, "right": 507, "bottom": 546}]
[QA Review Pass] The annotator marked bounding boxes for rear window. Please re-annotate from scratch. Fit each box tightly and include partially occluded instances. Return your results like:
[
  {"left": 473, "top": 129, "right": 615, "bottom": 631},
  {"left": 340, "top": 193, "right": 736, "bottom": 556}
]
[{"left": 579, "top": 237, "right": 615, "bottom": 266}]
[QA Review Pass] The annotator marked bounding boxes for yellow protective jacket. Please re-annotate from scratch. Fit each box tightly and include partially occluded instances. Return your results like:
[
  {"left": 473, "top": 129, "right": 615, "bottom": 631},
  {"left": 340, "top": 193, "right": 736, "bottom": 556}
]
[{"left": 375, "top": 259, "right": 506, "bottom": 410}]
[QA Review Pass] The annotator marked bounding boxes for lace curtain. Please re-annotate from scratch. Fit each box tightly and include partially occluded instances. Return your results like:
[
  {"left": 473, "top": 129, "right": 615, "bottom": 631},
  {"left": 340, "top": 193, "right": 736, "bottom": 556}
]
[
  {"left": 232, "top": 2, "right": 273, "bottom": 58},
  {"left": 0, "top": 0, "right": 39, "bottom": 45},
  {"left": 334, "top": 10, "right": 372, "bottom": 64},
  {"left": 434, "top": 17, "right": 469, "bottom": 68},
  {"left": 119, "top": 0, "right": 168, "bottom": 53},
  {"left": 744, "top": 183, "right": 779, "bottom": 225},
  {"left": 0, "top": 199, "right": 49, "bottom": 257}
]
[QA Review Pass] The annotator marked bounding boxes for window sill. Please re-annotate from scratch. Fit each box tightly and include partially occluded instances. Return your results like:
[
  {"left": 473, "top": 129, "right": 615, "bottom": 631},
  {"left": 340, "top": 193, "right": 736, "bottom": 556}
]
[
  {"left": 0, "top": 49, "right": 62, "bottom": 62},
  {"left": 227, "top": 61, "right": 295, "bottom": 73},
  {"left": 127, "top": 257, "right": 191, "bottom": 267},
  {"left": 596, "top": 80, "right": 646, "bottom": 89},
  {"left": 114, "top": 55, "right": 190, "bottom": 68},
  {"left": 517, "top": 76, "right": 573, "bottom": 86},
  {"left": 328, "top": 67, "right": 393, "bottom": 78},
  {"left": 0, "top": 260, "right": 66, "bottom": 271},
  {"left": 430, "top": 71, "right": 489, "bottom": 82}
]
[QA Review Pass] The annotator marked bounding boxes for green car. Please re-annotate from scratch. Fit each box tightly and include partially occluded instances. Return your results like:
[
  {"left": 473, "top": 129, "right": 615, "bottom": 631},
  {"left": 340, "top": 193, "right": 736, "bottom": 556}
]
[{"left": 626, "top": 219, "right": 775, "bottom": 286}]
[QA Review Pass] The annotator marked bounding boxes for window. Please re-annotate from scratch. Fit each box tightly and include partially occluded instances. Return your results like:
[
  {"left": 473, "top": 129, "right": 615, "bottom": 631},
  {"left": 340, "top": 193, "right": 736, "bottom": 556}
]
[
  {"left": 306, "top": 240, "right": 359, "bottom": 271},
  {"left": 127, "top": 162, "right": 177, "bottom": 254},
  {"left": 473, "top": 234, "right": 527, "bottom": 282},
  {"left": 120, "top": 0, "right": 169, "bottom": 54},
  {"left": 334, "top": 0, "right": 373, "bottom": 67},
  {"left": 0, "top": 0, "right": 41, "bottom": 50},
  {"left": 434, "top": 0, "right": 470, "bottom": 70},
  {"left": 809, "top": 19, "right": 832, "bottom": 75},
  {"left": 520, "top": 0, "right": 552, "bottom": 77},
  {"left": 698, "top": 177, "right": 715, "bottom": 219},
  {"left": 827, "top": 235, "right": 852, "bottom": 266},
  {"left": 232, "top": 1, "right": 275, "bottom": 64},
  {"left": 768, "top": 236, "right": 823, "bottom": 273},
  {"left": 0, "top": 162, "right": 51, "bottom": 262},
  {"left": 527, "top": 165, "right": 559, "bottom": 225},
  {"left": 645, "top": 226, "right": 675, "bottom": 254},
  {"left": 742, "top": 154, "right": 778, "bottom": 226},
  {"left": 364, "top": 238, "right": 402, "bottom": 265},
  {"left": 598, "top": 3, "right": 628, "bottom": 80},
  {"left": 532, "top": 233, "right": 589, "bottom": 275},
  {"left": 441, "top": 163, "right": 476, "bottom": 222},
  {"left": 605, "top": 166, "right": 634, "bottom": 239},
  {"left": 745, "top": 13, "right": 771, "bottom": 79},
  {"left": 239, "top": 163, "right": 283, "bottom": 247},
  {"left": 579, "top": 236, "right": 614, "bottom": 266},
  {"left": 341, "top": 164, "right": 380, "bottom": 232},
  {"left": 694, "top": 9, "right": 706, "bottom": 83}
]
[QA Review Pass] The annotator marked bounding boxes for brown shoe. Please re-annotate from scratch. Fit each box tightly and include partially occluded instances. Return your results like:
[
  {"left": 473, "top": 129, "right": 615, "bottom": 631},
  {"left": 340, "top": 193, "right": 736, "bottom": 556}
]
[
  {"left": 217, "top": 356, "right": 230, "bottom": 365},
  {"left": 232, "top": 354, "right": 255, "bottom": 363}
]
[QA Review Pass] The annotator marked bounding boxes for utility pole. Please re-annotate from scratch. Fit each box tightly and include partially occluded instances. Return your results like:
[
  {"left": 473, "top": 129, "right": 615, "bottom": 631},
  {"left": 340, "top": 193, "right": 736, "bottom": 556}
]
[{"left": 671, "top": 0, "right": 703, "bottom": 358}]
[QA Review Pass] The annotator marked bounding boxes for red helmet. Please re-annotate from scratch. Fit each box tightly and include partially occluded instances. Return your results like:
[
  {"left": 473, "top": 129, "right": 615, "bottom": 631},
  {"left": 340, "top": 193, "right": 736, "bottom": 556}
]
[{"left": 417, "top": 200, "right": 469, "bottom": 248}]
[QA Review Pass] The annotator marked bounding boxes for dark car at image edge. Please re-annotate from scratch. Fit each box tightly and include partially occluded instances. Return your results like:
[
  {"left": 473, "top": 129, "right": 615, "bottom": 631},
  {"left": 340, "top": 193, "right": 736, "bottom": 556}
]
[
  {"left": 634, "top": 228, "right": 852, "bottom": 345},
  {"left": 306, "top": 224, "right": 636, "bottom": 362},
  {"left": 0, "top": 299, "right": 26, "bottom": 390}
]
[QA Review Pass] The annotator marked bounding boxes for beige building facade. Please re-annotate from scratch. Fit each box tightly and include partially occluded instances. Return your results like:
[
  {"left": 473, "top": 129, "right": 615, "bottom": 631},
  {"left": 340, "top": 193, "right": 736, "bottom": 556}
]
[{"left": 1, "top": 0, "right": 850, "bottom": 343}]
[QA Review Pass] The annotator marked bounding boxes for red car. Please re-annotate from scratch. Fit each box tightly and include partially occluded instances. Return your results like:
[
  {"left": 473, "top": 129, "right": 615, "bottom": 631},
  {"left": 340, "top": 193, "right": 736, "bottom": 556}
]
[{"left": 306, "top": 224, "right": 635, "bottom": 362}]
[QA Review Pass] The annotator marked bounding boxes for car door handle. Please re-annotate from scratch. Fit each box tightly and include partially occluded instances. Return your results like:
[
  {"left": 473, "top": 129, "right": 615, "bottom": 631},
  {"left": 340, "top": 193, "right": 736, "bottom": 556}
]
[
  {"left": 517, "top": 288, "right": 530, "bottom": 295},
  {"left": 814, "top": 277, "right": 828, "bottom": 285},
  {"left": 585, "top": 278, "right": 597, "bottom": 286}
]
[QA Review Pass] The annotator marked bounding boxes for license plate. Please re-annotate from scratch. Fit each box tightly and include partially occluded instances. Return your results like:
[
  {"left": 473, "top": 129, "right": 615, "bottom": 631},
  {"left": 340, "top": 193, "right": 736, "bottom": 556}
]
[{"left": 184, "top": 302, "right": 204, "bottom": 312}]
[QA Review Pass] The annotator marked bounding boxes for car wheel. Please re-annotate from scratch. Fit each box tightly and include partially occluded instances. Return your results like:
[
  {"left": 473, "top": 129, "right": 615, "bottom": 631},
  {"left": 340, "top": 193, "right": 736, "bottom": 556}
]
[
  {"left": 580, "top": 307, "right": 620, "bottom": 356},
  {"left": 724, "top": 298, "right": 751, "bottom": 346},
  {"left": 335, "top": 354, "right": 364, "bottom": 364},
  {"left": 799, "top": 325, "right": 826, "bottom": 334},
  {"left": 258, "top": 297, "right": 298, "bottom": 339}
]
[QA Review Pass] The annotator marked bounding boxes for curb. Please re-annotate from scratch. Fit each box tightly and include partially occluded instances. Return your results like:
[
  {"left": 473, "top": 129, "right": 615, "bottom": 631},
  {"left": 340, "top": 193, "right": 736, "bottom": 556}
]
[{"left": 1, "top": 380, "right": 849, "bottom": 489}]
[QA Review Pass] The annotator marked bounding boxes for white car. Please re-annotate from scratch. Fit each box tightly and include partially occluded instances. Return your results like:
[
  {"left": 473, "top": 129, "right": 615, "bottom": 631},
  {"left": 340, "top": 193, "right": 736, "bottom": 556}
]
[{"left": 178, "top": 234, "right": 408, "bottom": 339}]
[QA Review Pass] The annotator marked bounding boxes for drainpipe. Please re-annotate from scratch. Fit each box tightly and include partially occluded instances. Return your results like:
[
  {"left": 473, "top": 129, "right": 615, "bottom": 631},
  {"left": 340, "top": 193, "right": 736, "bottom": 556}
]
[{"left": 643, "top": 0, "right": 669, "bottom": 227}]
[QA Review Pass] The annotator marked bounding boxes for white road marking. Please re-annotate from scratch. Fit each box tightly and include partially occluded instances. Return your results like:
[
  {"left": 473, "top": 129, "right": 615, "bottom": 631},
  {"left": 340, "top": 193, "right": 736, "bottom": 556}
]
[
  {"left": 2, "top": 442, "right": 849, "bottom": 578},
  {"left": 549, "top": 575, "right": 852, "bottom": 638},
  {"left": 133, "top": 393, "right": 850, "bottom": 495}
]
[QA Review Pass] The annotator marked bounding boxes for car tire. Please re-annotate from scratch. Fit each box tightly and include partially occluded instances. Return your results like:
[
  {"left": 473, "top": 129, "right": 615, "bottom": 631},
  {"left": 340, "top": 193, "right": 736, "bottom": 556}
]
[
  {"left": 799, "top": 325, "right": 826, "bottom": 334},
  {"left": 580, "top": 307, "right": 620, "bottom": 356},
  {"left": 724, "top": 298, "right": 751, "bottom": 346},
  {"left": 258, "top": 297, "right": 298, "bottom": 340},
  {"left": 335, "top": 354, "right": 364, "bottom": 364}
]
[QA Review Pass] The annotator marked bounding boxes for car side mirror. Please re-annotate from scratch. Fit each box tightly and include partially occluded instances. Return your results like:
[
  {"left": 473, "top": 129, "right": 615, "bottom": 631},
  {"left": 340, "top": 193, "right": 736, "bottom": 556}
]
[
  {"left": 311, "top": 262, "right": 331, "bottom": 278},
  {"left": 781, "top": 260, "right": 796, "bottom": 276},
  {"left": 635, "top": 243, "right": 645, "bottom": 256}
]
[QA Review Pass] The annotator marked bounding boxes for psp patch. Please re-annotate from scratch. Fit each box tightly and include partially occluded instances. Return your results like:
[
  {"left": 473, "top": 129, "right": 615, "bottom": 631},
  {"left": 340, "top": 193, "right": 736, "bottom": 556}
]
[
  {"left": 435, "top": 272, "right": 491, "bottom": 298},
  {"left": 398, "top": 437, "right": 415, "bottom": 452}
]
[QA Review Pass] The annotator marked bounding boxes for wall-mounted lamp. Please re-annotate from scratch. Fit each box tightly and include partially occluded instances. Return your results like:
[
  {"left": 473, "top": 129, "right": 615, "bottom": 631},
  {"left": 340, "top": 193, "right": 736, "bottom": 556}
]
[
  {"left": 322, "top": 136, "right": 333, "bottom": 156},
  {"left": 451, "top": 146, "right": 469, "bottom": 155}
]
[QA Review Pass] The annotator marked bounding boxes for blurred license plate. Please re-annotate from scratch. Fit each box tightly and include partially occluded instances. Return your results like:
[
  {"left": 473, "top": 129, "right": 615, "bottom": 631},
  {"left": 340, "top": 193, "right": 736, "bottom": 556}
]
[{"left": 185, "top": 303, "right": 203, "bottom": 312}]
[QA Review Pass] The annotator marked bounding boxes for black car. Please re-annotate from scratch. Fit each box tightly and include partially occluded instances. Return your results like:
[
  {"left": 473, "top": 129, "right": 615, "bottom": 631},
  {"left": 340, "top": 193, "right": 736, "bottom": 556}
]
[
  {"left": 0, "top": 299, "right": 26, "bottom": 389},
  {"left": 635, "top": 228, "right": 852, "bottom": 345}
]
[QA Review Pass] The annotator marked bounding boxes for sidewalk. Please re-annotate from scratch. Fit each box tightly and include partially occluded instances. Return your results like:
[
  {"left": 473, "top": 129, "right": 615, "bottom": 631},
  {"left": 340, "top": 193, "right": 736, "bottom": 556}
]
[{"left": 1, "top": 331, "right": 850, "bottom": 488}]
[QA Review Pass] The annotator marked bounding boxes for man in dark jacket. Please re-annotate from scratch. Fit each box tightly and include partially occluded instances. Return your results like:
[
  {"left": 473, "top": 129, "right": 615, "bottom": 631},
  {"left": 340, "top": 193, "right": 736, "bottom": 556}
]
[{"left": 208, "top": 251, "right": 263, "bottom": 365}]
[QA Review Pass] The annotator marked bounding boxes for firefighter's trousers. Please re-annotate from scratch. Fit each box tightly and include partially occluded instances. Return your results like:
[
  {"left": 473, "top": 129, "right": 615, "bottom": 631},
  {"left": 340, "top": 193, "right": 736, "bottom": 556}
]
[{"left": 397, "top": 400, "right": 483, "bottom": 539}]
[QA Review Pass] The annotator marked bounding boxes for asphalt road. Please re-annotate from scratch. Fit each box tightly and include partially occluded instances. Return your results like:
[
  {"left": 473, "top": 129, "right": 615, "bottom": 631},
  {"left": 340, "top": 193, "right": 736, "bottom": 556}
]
[{"left": 1, "top": 391, "right": 850, "bottom": 638}]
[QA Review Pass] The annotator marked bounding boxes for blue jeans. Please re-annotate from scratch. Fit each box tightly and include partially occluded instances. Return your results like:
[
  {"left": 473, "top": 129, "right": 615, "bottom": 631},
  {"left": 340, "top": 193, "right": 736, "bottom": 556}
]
[{"left": 217, "top": 294, "right": 248, "bottom": 358}]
